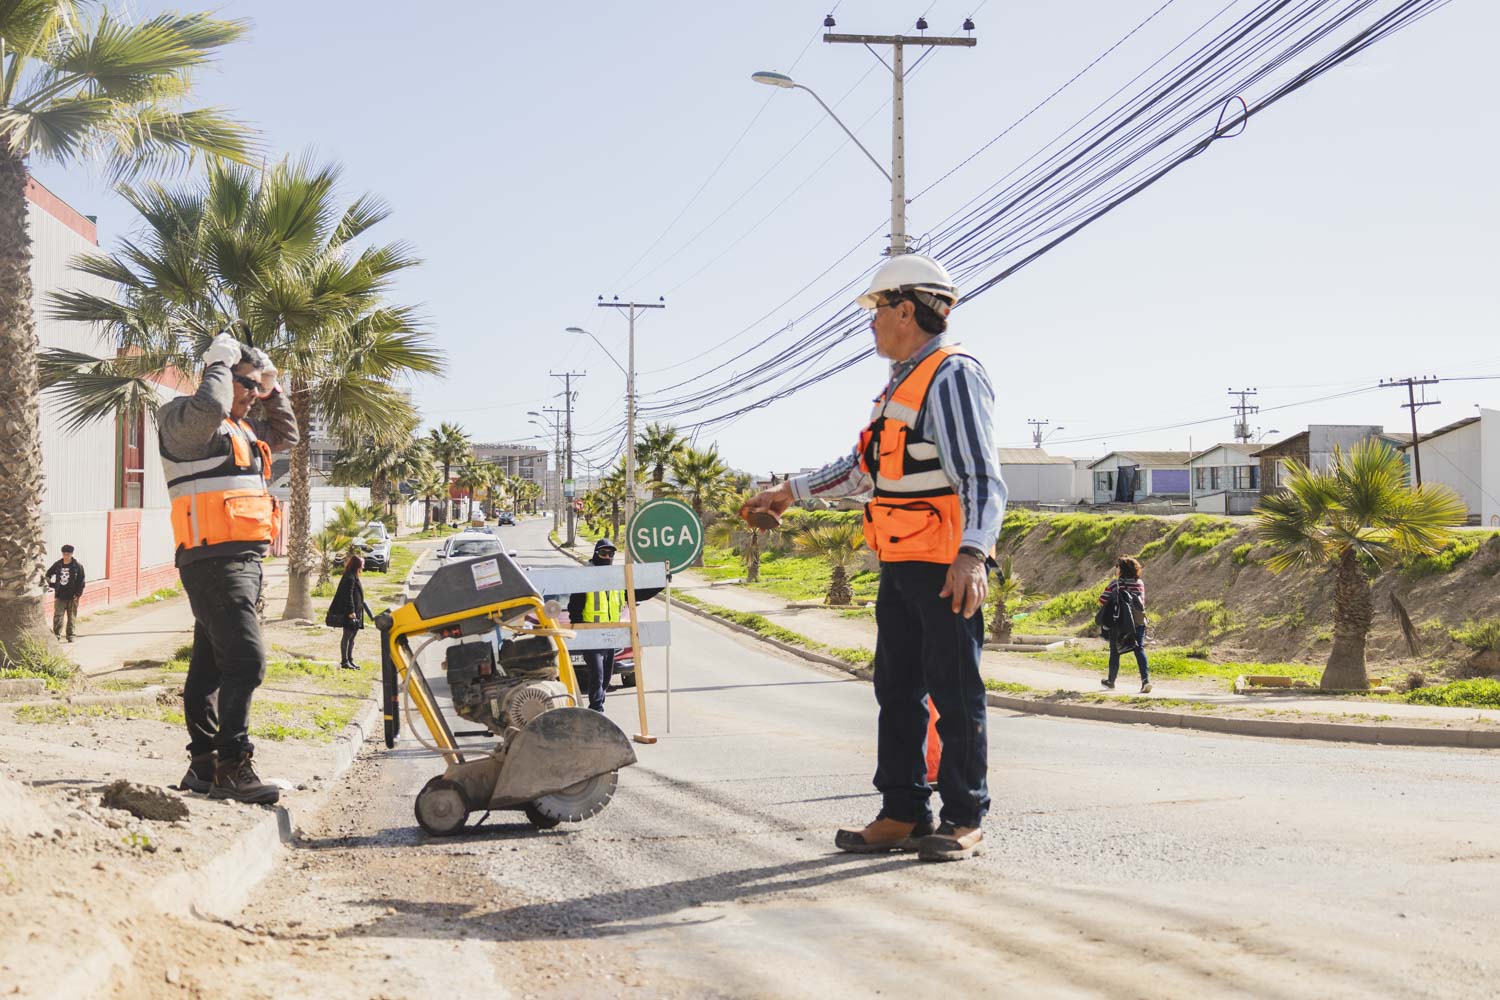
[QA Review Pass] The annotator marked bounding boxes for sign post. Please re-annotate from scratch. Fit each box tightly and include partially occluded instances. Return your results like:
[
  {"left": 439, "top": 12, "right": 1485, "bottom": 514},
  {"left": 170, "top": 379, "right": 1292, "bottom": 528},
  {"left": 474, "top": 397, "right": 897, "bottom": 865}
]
[{"left": 623, "top": 498, "right": 704, "bottom": 744}]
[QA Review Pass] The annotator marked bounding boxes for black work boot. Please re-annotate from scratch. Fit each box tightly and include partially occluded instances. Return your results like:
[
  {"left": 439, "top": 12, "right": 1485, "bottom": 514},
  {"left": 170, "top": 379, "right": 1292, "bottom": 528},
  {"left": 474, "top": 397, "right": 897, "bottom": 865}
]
[
  {"left": 180, "top": 752, "right": 216, "bottom": 794},
  {"left": 209, "top": 753, "right": 281, "bottom": 805}
]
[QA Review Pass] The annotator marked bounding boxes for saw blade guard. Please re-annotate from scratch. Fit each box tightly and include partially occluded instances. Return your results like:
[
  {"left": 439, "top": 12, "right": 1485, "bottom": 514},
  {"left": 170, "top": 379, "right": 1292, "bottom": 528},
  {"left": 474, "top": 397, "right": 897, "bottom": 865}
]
[{"left": 488, "top": 706, "right": 637, "bottom": 808}]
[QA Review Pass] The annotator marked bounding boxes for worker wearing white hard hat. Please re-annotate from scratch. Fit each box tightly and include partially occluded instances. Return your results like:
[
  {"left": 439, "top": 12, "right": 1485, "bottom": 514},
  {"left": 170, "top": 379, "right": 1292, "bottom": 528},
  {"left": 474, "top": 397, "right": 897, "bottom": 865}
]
[{"left": 746, "top": 252, "right": 1006, "bottom": 863}]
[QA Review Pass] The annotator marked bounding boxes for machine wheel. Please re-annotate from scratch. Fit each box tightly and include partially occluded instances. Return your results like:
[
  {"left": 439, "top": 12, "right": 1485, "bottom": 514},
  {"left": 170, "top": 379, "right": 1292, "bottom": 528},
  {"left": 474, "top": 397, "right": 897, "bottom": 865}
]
[
  {"left": 415, "top": 777, "right": 469, "bottom": 836},
  {"left": 522, "top": 802, "right": 562, "bottom": 830},
  {"left": 530, "top": 771, "right": 619, "bottom": 824}
]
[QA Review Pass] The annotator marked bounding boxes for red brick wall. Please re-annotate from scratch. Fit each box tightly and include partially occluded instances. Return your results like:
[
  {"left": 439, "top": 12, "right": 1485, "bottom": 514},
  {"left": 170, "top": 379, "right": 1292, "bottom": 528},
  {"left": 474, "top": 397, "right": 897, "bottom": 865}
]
[{"left": 42, "top": 510, "right": 179, "bottom": 615}]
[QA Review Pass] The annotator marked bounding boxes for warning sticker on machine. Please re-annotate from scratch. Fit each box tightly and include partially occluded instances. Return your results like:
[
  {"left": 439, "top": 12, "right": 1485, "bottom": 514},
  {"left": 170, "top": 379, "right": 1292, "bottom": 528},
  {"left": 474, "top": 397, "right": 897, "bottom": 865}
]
[{"left": 470, "top": 558, "right": 503, "bottom": 590}]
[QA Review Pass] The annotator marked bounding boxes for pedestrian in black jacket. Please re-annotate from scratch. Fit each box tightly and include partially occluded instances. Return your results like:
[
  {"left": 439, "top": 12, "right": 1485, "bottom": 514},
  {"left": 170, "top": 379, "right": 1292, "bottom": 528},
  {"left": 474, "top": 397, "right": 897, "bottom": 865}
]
[
  {"left": 326, "top": 554, "right": 373, "bottom": 670},
  {"left": 45, "top": 545, "right": 86, "bottom": 642},
  {"left": 1097, "top": 556, "right": 1150, "bottom": 693}
]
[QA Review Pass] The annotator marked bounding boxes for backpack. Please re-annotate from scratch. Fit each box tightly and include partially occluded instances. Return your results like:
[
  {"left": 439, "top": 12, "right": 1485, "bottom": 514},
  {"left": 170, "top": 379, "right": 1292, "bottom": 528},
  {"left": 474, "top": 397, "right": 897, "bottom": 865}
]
[{"left": 1096, "top": 581, "right": 1143, "bottom": 651}]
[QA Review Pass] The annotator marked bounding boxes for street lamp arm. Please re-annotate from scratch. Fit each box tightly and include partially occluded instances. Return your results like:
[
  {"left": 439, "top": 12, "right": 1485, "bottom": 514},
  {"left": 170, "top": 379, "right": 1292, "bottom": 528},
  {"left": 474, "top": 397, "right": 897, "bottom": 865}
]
[
  {"left": 564, "top": 326, "right": 627, "bottom": 377},
  {"left": 793, "top": 83, "right": 892, "bottom": 182}
]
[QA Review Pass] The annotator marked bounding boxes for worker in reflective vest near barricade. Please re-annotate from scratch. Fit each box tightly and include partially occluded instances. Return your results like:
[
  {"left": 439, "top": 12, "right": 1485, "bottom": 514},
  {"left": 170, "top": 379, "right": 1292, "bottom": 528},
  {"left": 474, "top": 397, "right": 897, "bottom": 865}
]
[
  {"left": 746, "top": 254, "right": 1006, "bottom": 863},
  {"left": 158, "top": 331, "right": 298, "bottom": 805},
  {"left": 567, "top": 538, "right": 624, "bottom": 711}
]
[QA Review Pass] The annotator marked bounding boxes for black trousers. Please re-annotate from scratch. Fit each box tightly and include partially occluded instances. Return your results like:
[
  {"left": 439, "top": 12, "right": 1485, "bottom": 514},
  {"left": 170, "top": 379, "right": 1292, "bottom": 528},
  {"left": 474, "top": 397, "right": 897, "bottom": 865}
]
[
  {"left": 872, "top": 560, "right": 990, "bottom": 829},
  {"left": 180, "top": 556, "right": 266, "bottom": 759},
  {"left": 578, "top": 649, "right": 615, "bottom": 711},
  {"left": 340, "top": 625, "right": 360, "bottom": 666}
]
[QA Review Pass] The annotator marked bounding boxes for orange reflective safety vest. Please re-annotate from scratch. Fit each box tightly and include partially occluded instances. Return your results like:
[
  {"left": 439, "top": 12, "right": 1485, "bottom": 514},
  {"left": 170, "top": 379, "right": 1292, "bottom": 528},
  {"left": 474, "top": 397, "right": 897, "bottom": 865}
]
[
  {"left": 856, "top": 346, "right": 966, "bottom": 564},
  {"left": 163, "top": 418, "right": 281, "bottom": 553}
]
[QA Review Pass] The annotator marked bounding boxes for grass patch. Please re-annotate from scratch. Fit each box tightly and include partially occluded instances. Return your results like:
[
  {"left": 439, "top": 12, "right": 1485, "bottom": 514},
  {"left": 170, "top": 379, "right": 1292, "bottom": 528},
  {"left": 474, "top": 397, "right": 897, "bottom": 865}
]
[
  {"left": 0, "top": 637, "right": 79, "bottom": 692},
  {"left": 406, "top": 524, "right": 459, "bottom": 540},
  {"left": 675, "top": 593, "right": 872, "bottom": 667},
  {"left": 1043, "top": 513, "right": 1156, "bottom": 560},
  {"left": 1257, "top": 608, "right": 1306, "bottom": 631},
  {"left": 1450, "top": 619, "right": 1500, "bottom": 653},
  {"left": 251, "top": 700, "right": 357, "bottom": 742},
  {"left": 983, "top": 679, "right": 1036, "bottom": 695},
  {"left": 1231, "top": 543, "right": 1255, "bottom": 567},
  {"left": 1403, "top": 678, "right": 1500, "bottom": 709},
  {"left": 1402, "top": 532, "right": 1498, "bottom": 577},
  {"left": 1040, "top": 645, "right": 1321, "bottom": 685},
  {"left": 1029, "top": 584, "right": 1107, "bottom": 625},
  {"left": 263, "top": 657, "right": 377, "bottom": 697},
  {"left": 1169, "top": 516, "right": 1240, "bottom": 558},
  {"left": 311, "top": 579, "right": 337, "bottom": 598},
  {"left": 129, "top": 584, "right": 183, "bottom": 607},
  {"left": 1188, "top": 599, "right": 1241, "bottom": 637},
  {"left": 12, "top": 702, "right": 165, "bottom": 724},
  {"left": 698, "top": 545, "right": 879, "bottom": 605}
]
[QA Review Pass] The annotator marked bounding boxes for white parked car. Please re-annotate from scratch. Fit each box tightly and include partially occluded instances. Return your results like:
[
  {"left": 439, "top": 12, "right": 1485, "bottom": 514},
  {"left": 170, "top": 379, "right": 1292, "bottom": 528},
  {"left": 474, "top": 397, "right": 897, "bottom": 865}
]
[
  {"left": 436, "top": 531, "right": 504, "bottom": 562},
  {"left": 356, "top": 521, "right": 391, "bottom": 571}
]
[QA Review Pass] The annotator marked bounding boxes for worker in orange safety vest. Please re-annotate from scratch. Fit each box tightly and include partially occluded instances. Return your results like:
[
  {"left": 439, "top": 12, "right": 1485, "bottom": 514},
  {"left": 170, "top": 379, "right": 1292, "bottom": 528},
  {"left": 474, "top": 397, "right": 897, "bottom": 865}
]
[{"left": 158, "top": 330, "right": 298, "bottom": 805}]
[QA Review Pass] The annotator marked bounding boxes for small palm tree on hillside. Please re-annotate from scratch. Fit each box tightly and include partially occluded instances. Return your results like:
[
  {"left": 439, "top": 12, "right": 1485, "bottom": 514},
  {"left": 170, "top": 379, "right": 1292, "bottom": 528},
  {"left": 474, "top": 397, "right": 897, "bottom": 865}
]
[
  {"left": 795, "top": 522, "right": 866, "bottom": 606},
  {"left": 1255, "top": 440, "right": 1466, "bottom": 690},
  {"left": 989, "top": 556, "right": 1020, "bottom": 644},
  {"left": 0, "top": 3, "right": 253, "bottom": 648}
]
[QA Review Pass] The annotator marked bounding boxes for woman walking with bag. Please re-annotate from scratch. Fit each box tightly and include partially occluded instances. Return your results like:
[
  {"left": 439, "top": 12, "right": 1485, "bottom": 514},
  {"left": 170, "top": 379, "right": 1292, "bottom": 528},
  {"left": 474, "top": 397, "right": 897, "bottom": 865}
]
[
  {"left": 1098, "top": 556, "right": 1151, "bottom": 693},
  {"left": 327, "top": 553, "right": 374, "bottom": 670}
]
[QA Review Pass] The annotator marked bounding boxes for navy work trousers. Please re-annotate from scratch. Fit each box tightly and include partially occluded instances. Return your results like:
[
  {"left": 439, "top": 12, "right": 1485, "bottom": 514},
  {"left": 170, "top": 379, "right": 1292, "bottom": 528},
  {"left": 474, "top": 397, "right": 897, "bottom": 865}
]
[
  {"left": 872, "top": 560, "right": 990, "bottom": 829},
  {"left": 180, "top": 556, "right": 267, "bottom": 759},
  {"left": 577, "top": 649, "right": 615, "bottom": 711}
]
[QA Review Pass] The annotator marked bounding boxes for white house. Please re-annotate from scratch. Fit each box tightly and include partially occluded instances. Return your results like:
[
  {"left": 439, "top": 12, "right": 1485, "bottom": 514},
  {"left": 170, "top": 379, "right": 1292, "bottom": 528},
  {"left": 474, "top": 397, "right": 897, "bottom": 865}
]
[
  {"left": 998, "top": 449, "right": 1090, "bottom": 504},
  {"left": 34, "top": 178, "right": 182, "bottom": 615},
  {"left": 1400, "top": 410, "right": 1500, "bottom": 526},
  {"left": 1089, "top": 451, "right": 1194, "bottom": 505},
  {"left": 1188, "top": 443, "right": 1261, "bottom": 515}
]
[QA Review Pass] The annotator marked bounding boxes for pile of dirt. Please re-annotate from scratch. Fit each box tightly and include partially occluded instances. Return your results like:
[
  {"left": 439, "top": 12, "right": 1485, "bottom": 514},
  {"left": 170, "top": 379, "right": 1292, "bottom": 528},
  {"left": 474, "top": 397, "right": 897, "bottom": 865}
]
[{"left": 999, "top": 511, "right": 1500, "bottom": 673}]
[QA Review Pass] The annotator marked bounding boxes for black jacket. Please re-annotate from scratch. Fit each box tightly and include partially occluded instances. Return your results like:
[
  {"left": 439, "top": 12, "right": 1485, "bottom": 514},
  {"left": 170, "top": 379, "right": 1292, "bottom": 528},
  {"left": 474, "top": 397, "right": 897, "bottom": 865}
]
[
  {"left": 326, "top": 570, "right": 373, "bottom": 630},
  {"left": 46, "top": 559, "right": 86, "bottom": 600},
  {"left": 1095, "top": 580, "right": 1145, "bottom": 651}
]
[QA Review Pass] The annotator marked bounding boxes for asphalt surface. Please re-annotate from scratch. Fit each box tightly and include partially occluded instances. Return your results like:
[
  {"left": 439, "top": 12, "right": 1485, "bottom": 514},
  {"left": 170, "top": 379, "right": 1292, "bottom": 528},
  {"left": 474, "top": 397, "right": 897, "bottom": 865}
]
[{"left": 237, "top": 518, "right": 1500, "bottom": 999}]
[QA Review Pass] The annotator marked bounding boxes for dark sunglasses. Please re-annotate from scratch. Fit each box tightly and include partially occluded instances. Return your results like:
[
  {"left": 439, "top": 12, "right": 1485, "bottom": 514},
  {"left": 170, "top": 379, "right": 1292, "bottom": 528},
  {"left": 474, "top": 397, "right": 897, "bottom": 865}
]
[{"left": 232, "top": 373, "right": 260, "bottom": 391}]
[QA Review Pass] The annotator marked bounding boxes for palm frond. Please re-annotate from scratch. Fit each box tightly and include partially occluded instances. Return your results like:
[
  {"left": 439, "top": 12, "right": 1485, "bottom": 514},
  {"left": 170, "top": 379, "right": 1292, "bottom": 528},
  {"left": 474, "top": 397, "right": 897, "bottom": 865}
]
[{"left": 38, "top": 348, "right": 165, "bottom": 430}]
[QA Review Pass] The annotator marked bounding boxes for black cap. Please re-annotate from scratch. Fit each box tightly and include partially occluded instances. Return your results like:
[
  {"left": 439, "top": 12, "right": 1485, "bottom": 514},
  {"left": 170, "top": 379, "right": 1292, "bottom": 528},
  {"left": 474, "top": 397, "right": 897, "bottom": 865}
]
[
  {"left": 594, "top": 538, "right": 617, "bottom": 555},
  {"left": 61, "top": 544, "right": 74, "bottom": 553}
]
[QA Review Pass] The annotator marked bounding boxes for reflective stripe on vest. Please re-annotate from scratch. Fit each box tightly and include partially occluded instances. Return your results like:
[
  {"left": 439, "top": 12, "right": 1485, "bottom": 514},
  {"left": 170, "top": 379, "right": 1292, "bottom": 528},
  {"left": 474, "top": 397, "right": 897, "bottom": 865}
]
[
  {"left": 581, "top": 589, "right": 623, "bottom": 623},
  {"left": 855, "top": 347, "right": 966, "bottom": 564},
  {"left": 162, "top": 418, "right": 280, "bottom": 551}
]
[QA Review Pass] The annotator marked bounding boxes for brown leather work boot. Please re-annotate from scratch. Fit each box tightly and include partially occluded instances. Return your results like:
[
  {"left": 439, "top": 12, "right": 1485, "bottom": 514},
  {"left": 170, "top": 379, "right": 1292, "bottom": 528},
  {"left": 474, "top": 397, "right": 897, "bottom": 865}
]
[
  {"left": 918, "top": 822, "right": 985, "bottom": 862},
  {"left": 834, "top": 812, "right": 936, "bottom": 854},
  {"left": 179, "top": 752, "right": 216, "bottom": 794},
  {"left": 209, "top": 753, "right": 281, "bottom": 805}
]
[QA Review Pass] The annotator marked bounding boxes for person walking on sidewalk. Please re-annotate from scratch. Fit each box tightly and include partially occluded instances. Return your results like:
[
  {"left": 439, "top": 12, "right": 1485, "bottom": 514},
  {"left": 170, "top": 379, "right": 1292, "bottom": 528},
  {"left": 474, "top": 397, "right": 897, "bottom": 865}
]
[
  {"left": 45, "top": 545, "right": 86, "bottom": 642},
  {"left": 326, "top": 553, "right": 373, "bottom": 670},
  {"left": 1098, "top": 557, "right": 1151, "bottom": 693},
  {"left": 568, "top": 539, "right": 623, "bottom": 711},
  {"left": 159, "top": 331, "right": 297, "bottom": 805},
  {"left": 745, "top": 254, "right": 1005, "bottom": 863}
]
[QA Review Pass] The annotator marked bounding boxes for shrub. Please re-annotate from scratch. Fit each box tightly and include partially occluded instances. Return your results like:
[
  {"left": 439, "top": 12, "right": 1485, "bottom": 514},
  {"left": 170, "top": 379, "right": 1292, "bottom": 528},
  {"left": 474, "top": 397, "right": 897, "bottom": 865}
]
[
  {"left": 1230, "top": 543, "right": 1254, "bottom": 566},
  {"left": 1188, "top": 598, "right": 1240, "bottom": 637},
  {"left": 1405, "top": 678, "right": 1500, "bottom": 709},
  {"left": 1450, "top": 619, "right": 1500, "bottom": 653},
  {"left": 1137, "top": 538, "right": 1167, "bottom": 561},
  {"left": 1169, "top": 516, "right": 1239, "bottom": 558},
  {"left": 1403, "top": 533, "right": 1498, "bottom": 577},
  {"left": 0, "top": 637, "right": 78, "bottom": 692}
]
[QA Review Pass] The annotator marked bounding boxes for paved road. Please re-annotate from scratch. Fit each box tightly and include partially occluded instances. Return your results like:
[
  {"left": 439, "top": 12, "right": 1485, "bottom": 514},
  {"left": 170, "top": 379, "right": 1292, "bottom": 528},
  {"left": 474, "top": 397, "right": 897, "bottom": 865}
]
[{"left": 235, "top": 517, "right": 1500, "bottom": 998}]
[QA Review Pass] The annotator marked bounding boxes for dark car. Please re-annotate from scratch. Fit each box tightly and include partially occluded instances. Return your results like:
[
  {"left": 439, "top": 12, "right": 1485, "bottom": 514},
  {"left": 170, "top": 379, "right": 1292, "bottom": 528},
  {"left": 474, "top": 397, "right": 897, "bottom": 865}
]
[{"left": 497, "top": 511, "right": 516, "bottom": 526}]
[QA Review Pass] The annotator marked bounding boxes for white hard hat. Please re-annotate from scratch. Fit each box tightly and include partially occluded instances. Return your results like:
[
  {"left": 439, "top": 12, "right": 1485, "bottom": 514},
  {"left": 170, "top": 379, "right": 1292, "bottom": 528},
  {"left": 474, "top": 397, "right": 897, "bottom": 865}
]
[{"left": 855, "top": 253, "right": 959, "bottom": 316}]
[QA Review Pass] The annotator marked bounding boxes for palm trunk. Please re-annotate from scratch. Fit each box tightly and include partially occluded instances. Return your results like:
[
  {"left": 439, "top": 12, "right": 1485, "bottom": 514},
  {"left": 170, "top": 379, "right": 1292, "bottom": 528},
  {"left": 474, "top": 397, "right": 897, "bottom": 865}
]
[
  {"left": 826, "top": 565, "right": 853, "bottom": 606},
  {"left": 423, "top": 498, "right": 432, "bottom": 531},
  {"left": 989, "top": 598, "right": 1013, "bottom": 643},
  {"left": 281, "top": 380, "right": 316, "bottom": 621},
  {"left": 0, "top": 154, "right": 49, "bottom": 652},
  {"left": 745, "top": 531, "right": 761, "bottom": 583},
  {"left": 1321, "top": 548, "right": 1373, "bottom": 690}
]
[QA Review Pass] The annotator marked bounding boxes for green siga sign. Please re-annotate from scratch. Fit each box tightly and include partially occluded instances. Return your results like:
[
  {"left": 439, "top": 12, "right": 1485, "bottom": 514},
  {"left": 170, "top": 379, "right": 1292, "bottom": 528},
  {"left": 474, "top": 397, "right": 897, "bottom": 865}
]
[{"left": 626, "top": 498, "right": 702, "bottom": 573}]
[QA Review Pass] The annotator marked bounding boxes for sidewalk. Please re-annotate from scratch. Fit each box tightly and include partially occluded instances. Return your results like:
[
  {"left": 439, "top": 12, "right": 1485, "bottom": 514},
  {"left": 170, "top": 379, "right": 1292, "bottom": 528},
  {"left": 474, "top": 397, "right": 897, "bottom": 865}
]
[
  {"left": 69, "top": 558, "right": 293, "bottom": 677},
  {"left": 672, "top": 570, "right": 1500, "bottom": 729}
]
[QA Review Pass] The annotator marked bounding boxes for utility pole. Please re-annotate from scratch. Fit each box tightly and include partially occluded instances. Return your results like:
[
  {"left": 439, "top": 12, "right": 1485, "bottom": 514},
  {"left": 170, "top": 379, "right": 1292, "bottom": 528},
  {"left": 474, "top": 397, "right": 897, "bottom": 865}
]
[
  {"left": 598, "top": 296, "right": 665, "bottom": 528},
  {"left": 823, "top": 17, "right": 976, "bottom": 254},
  {"left": 1028, "top": 419, "right": 1049, "bottom": 449},
  {"left": 551, "top": 372, "right": 585, "bottom": 546},
  {"left": 1229, "top": 388, "right": 1259, "bottom": 444},
  {"left": 1380, "top": 376, "right": 1441, "bottom": 487}
]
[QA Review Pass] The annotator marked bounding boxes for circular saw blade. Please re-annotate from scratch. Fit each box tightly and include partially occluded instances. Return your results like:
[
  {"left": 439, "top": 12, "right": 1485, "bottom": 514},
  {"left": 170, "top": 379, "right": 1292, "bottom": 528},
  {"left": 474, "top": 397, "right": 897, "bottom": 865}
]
[{"left": 530, "top": 770, "right": 619, "bottom": 823}]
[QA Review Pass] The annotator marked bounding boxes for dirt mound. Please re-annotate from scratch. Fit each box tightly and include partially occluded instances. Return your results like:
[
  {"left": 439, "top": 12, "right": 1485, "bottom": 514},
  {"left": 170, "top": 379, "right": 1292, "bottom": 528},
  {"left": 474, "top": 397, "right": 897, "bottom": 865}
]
[
  {"left": 99, "top": 780, "right": 190, "bottom": 822},
  {"left": 999, "top": 511, "right": 1500, "bottom": 672}
]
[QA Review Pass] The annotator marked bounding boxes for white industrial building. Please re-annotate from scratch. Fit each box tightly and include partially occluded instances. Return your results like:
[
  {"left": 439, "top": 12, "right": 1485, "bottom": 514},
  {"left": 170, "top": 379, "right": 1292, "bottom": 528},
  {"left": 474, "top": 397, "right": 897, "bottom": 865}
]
[
  {"left": 1401, "top": 411, "right": 1500, "bottom": 526},
  {"left": 998, "top": 449, "right": 1092, "bottom": 505},
  {"left": 34, "top": 178, "right": 180, "bottom": 614}
]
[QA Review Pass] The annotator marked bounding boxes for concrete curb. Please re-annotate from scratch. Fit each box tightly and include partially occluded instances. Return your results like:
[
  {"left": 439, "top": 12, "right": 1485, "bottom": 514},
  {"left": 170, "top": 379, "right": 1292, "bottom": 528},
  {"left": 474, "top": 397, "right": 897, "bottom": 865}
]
[
  {"left": 5, "top": 684, "right": 169, "bottom": 711},
  {"left": 148, "top": 684, "right": 382, "bottom": 922}
]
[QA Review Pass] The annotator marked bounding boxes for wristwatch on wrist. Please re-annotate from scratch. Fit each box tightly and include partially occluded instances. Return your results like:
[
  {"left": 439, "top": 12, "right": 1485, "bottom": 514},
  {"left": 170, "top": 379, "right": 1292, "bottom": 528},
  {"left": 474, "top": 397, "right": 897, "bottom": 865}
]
[{"left": 958, "top": 545, "right": 987, "bottom": 561}]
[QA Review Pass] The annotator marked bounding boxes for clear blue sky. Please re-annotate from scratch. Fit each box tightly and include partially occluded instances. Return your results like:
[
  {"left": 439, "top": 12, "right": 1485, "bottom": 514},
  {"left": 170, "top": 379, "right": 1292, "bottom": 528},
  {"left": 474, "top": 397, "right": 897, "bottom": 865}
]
[{"left": 35, "top": 1, "right": 1500, "bottom": 476}]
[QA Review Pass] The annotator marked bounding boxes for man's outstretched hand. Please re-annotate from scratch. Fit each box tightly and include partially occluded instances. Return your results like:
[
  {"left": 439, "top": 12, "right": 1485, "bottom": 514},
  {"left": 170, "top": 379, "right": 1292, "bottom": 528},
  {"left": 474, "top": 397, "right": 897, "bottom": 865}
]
[
  {"left": 939, "top": 551, "right": 988, "bottom": 618},
  {"left": 744, "top": 481, "right": 795, "bottom": 521}
]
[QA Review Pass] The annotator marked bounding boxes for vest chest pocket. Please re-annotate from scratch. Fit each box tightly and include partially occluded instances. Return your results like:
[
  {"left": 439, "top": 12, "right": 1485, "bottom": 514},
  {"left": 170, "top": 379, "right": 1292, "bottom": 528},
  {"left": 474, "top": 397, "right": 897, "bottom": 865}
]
[
  {"left": 877, "top": 421, "right": 909, "bottom": 480},
  {"left": 222, "top": 491, "right": 278, "bottom": 543}
]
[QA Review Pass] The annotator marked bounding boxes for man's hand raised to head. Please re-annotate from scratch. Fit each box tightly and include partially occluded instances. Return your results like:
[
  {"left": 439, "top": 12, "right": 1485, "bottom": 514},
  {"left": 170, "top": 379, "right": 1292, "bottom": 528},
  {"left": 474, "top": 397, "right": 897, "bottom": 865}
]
[{"left": 939, "top": 551, "right": 989, "bottom": 619}]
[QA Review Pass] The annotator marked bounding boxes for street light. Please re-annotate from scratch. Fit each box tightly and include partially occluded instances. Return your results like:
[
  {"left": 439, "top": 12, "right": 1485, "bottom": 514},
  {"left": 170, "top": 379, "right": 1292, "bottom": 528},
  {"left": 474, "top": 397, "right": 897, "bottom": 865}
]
[
  {"left": 566, "top": 324, "right": 639, "bottom": 526},
  {"left": 751, "top": 70, "right": 892, "bottom": 183}
]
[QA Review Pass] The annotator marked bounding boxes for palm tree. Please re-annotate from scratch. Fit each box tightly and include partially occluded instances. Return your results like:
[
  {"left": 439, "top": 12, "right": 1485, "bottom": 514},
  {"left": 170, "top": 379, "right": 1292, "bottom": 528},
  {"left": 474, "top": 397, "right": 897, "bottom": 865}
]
[
  {"left": 1255, "top": 440, "right": 1466, "bottom": 690},
  {"left": 708, "top": 487, "right": 784, "bottom": 583},
  {"left": 313, "top": 499, "right": 383, "bottom": 588},
  {"left": 989, "top": 556, "right": 1019, "bottom": 644},
  {"left": 42, "top": 158, "right": 442, "bottom": 621},
  {"left": 427, "top": 422, "right": 470, "bottom": 523},
  {"left": 454, "top": 461, "right": 492, "bottom": 522},
  {"left": 636, "top": 422, "right": 686, "bottom": 494},
  {"left": 794, "top": 522, "right": 866, "bottom": 606},
  {"left": 0, "top": 4, "right": 253, "bottom": 648},
  {"left": 331, "top": 410, "right": 422, "bottom": 515},
  {"left": 412, "top": 465, "right": 446, "bottom": 532}
]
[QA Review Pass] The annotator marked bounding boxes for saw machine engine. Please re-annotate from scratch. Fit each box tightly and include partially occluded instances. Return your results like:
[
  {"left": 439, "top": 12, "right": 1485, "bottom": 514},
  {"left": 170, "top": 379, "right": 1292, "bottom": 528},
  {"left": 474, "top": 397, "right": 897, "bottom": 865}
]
[{"left": 444, "top": 637, "right": 569, "bottom": 737}]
